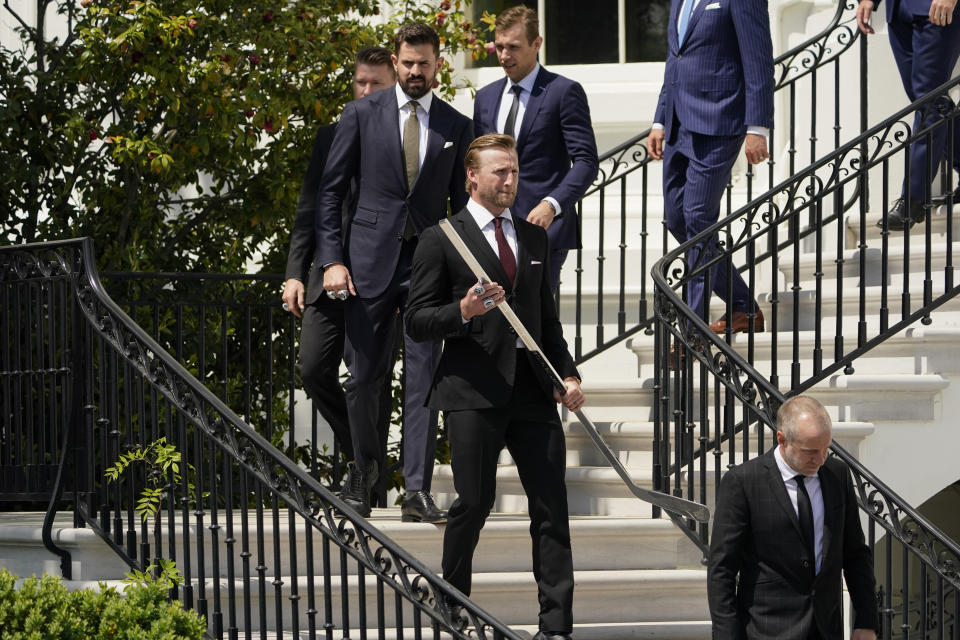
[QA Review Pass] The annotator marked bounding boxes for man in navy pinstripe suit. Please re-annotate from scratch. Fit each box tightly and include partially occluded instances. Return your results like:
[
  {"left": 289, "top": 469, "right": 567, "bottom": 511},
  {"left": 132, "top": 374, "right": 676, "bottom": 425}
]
[{"left": 647, "top": 0, "right": 774, "bottom": 333}]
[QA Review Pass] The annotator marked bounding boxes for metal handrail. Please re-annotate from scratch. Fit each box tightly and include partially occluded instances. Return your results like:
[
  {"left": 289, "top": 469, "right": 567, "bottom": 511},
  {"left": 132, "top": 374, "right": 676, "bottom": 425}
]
[
  {"left": 651, "top": 70, "right": 960, "bottom": 592},
  {"left": 1, "top": 238, "right": 520, "bottom": 639}
]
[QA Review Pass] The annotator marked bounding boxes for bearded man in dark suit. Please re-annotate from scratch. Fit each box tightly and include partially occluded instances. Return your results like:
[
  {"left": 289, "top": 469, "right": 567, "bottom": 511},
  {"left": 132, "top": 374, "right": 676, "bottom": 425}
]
[
  {"left": 315, "top": 23, "right": 473, "bottom": 520},
  {"left": 406, "top": 133, "right": 584, "bottom": 640}
]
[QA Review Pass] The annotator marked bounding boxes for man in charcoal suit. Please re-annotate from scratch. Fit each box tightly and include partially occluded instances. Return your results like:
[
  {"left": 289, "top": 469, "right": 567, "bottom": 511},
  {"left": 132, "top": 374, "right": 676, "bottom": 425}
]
[
  {"left": 281, "top": 46, "right": 396, "bottom": 502},
  {"left": 856, "top": 0, "right": 960, "bottom": 229},
  {"left": 708, "top": 395, "right": 879, "bottom": 639},
  {"left": 316, "top": 23, "right": 473, "bottom": 520},
  {"left": 472, "top": 5, "right": 599, "bottom": 290},
  {"left": 647, "top": 0, "right": 774, "bottom": 334},
  {"left": 405, "top": 133, "right": 585, "bottom": 640}
]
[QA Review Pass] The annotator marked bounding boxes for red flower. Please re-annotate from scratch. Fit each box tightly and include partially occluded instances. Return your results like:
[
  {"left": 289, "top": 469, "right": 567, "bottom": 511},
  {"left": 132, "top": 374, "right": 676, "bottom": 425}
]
[
  {"left": 248, "top": 54, "right": 260, "bottom": 65},
  {"left": 484, "top": 41, "right": 495, "bottom": 54},
  {"left": 187, "top": 18, "right": 198, "bottom": 30},
  {"left": 262, "top": 11, "right": 273, "bottom": 23},
  {"left": 88, "top": 128, "right": 98, "bottom": 141}
]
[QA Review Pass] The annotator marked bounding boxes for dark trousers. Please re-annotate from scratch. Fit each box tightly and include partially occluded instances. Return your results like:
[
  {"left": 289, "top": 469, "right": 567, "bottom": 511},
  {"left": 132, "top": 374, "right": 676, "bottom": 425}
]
[
  {"left": 663, "top": 120, "right": 756, "bottom": 320},
  {"left": 343, "top": 238, "right": 441, "bottom": 492},
  {"left": 441, "top": 353, "right": 574, "bottom": 634},
  {"left": 888, "top": 5, "right": 960, "bottom": 202},
  {"left": 298, "top": 301, "right": 393, "bottom": 502}
]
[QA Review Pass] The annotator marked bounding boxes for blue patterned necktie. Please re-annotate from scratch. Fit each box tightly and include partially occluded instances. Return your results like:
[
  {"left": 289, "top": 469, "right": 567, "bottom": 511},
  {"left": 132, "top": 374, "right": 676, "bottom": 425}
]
[{"left": 677, "top": 0, "right": 696, "bottom": 46}]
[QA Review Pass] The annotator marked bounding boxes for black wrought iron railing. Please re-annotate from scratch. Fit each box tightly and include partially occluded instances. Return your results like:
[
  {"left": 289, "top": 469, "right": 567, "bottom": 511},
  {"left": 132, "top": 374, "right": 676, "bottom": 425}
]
[
  {"left": 97, "top": 271, "right": 351, "bottom": 494},
  {"left": 566, "top": 0, "right": 869, "bottom": 363},
  {"left": 0, "top": 238, "right": 520, "bottom": 639},
  {"left": 652, "top": 71, "right": 960, "bottom": 637}
]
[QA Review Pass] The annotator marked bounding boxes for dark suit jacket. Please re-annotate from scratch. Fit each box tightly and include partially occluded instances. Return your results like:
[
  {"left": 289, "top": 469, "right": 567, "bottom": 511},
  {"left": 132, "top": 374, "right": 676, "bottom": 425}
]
[
  {"left": 315, "top": 87, "right": 473, "bottom": 298},
  {"left": 404, "top": 208, "right": 578, "bottom": 409},
  {"left": 473, "top": 68, "right": 599, "bottom": 251},
  {"left": 708, "top": 449, "right": 879, "bottom": 640},
  {"left": 285, "top": 124, "right": 341, "bottom": 307},
  {"left": 654, "top": 0, "right": 774, "bottom": 139}
]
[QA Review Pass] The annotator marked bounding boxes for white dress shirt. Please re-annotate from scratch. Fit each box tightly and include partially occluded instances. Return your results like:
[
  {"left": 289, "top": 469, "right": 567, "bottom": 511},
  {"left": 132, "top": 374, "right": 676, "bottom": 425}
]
[
  {"left": 396, "top": 84, "right": 432, "bottom": 169},
  {"left": 774, "top": 446, "right": 825, "bottom": 575},
  {"left": 466, "top": 198, "right": 518, "bottom": 265}
]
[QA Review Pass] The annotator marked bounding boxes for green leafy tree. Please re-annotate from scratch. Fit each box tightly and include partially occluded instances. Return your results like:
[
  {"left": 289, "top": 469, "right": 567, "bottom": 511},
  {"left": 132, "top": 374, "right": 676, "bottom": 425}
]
[{"left": 1, "top": 0, "right": 493, "bottom": 272}]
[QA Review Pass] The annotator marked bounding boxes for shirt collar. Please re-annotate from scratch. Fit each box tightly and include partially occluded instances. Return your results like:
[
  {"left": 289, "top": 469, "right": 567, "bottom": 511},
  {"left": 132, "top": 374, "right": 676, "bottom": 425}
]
[
  {"left": 396, "top": 83, "right": 433, "bottom": 113},
  {"left": 774, "top": 445, "right": 811, "bottom": 481},
  {"left": 504, "top": 63, "right": 541, "bottom": 96},
  {"left": 466, "top": 198, "right": 511, "bottom": 229}
]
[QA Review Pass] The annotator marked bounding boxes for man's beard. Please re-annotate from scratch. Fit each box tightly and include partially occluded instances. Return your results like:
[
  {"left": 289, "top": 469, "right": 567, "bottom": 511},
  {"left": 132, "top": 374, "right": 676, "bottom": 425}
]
[
  {"left": 401, "top": 75, "right": 431, "bottom": 99},
  {"left": 479, "top": 186, "right": 516, "bottom": 210}
]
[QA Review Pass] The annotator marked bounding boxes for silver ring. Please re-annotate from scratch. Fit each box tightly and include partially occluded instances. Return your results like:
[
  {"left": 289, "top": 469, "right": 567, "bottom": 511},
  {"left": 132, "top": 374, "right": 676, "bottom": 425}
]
[
  {"left": 282, "top": 302, "right": 290, "bottom": 311},
  {"left": 473, "top": 284, "right": 485, "bottom": 296},
  {"left": 336, "top": 289, "right": 349, "bottom": 301},
  {"left": 482, "top": 298, "right": 495, "bottom": 309},
  {"left": 326, "top": 290, "right": 337, "bottom": 300}
]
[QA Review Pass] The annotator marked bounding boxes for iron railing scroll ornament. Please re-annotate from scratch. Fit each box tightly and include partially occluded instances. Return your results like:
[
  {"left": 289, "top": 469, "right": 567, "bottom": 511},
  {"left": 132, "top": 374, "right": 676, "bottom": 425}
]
[{"left": 0, "top": 238, "right": 521, "bottom": 639}]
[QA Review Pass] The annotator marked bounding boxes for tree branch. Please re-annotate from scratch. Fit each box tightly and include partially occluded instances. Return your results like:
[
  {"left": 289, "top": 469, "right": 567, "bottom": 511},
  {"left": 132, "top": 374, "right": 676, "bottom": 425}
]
[{"left": 2, "top": 1, "right": 34, "bottom": 34}]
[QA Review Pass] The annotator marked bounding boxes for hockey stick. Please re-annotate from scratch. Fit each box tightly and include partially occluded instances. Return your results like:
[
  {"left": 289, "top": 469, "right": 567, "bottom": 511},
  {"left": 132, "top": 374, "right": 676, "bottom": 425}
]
[{"left": 437, "top": 219, "right": 709, "bottom": 523}]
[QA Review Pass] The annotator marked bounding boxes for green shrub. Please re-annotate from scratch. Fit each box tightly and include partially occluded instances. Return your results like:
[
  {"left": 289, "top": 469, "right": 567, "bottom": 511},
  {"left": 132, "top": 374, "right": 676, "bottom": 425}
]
[{"left": 0, "top": 569, "right": 205, "bottom": 639}]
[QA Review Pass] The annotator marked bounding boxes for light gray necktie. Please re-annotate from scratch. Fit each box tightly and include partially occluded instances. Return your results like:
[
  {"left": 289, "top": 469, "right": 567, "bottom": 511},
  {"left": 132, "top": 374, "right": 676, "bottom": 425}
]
[
  {"left": 402, "top": 101, "right": 419, "bottom": 239},
  {"left": 403, "top": 100, "right": 420, "bottom": 189}
]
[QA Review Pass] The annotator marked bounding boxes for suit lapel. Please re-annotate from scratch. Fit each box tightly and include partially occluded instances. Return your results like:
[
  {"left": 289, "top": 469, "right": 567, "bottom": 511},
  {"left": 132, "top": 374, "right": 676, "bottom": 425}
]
[
  {"left": 669, "top": 0, "right": 681, "bottom": 53},
  {"left": 512, "top": 213, "right": 533, "bottom": 290},
  {"left": 817, "top": 464, "right": 838, "bottom": 571},
  {"left": 516, "top": 69, "right": 549, "bottom": 151},
  {"left": 376, "top": 90, "right": 407, "bottom": 189},
  {"left": 486, "top": 78, "right": 508, "bottom": 133},
  {"left": 762, "top": 451, "right": 805, "bottom": 540},
  {"left": 417, "top": 94, "right": 448, "bottom": 192},
  {"left": 454, "top": 211, "right": 512, "bottom": 288},
  {"left": 682, "top": 0, "right": 710, "bottom": 50}
]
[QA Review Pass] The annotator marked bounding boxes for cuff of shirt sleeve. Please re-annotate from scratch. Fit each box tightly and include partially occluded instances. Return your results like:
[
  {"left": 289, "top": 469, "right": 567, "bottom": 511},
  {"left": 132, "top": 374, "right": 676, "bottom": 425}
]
[
  {"left": 543, "top": 196, "right": 562, "bottom": 218},
  {"left": 652, "top": 123, "right": 664, "bottom": 130},
  {"left": 746, "top": 126, "right": 770, "bottom": 138}
]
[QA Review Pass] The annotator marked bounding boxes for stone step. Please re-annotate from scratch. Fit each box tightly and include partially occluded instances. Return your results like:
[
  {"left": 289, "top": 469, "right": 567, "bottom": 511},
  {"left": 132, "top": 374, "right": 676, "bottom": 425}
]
[
  {"left": 55, "top": 567, "right": 708, "bottom": 632},
  {"left": 0, "top": 512, "right": 700, "bottom": 579},
  {"left": 253, "top": 621, "right": 711, "bottom": 640},
  {"left": 431, "top": 464, "right": 714, "bottom": 518},
  {"left": 628, "top": 326, "right": 960, "bottom": 379},
  {"left": 849, "top": 200, "right": 957, "bottom": 242},
  {"left": 572, "top": 372, "right": 946, "bottom": 423},
  {"left": 778, "top": 241, "right": 960, "bottom": 285}
]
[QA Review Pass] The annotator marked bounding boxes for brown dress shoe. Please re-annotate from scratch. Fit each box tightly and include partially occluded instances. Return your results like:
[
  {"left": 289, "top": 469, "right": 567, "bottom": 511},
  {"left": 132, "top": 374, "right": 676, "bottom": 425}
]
[{"left": 708, "top": 309, "right": 764, "bottom": 334}]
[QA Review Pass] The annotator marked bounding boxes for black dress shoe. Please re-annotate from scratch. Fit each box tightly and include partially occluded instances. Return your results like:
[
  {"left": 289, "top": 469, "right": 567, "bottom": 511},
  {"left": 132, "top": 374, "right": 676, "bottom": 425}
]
[
  {"left": 340, "top": 461, "right": 378, "bottom": 517},
  {"left": 877, "top": 197, "right": 926, "bottom": 230},
  {"left": 401, "top": 490, "right": 446, "bottom": 523},
  {"left": 532, "top": 632, "right": 572, "bottom": 640}
]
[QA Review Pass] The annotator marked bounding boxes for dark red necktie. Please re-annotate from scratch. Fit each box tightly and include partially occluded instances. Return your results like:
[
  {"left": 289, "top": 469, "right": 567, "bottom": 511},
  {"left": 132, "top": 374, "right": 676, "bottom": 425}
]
[{"left": 493, "top": 216, "right": 516, "bottom": 285}]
